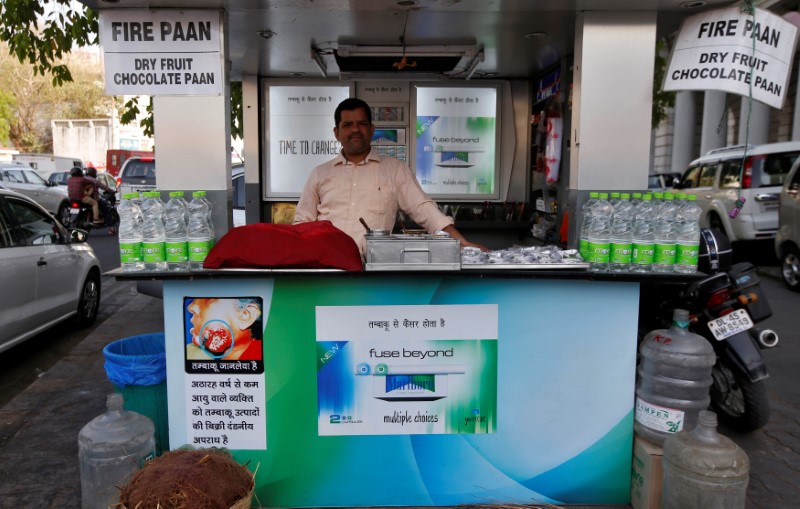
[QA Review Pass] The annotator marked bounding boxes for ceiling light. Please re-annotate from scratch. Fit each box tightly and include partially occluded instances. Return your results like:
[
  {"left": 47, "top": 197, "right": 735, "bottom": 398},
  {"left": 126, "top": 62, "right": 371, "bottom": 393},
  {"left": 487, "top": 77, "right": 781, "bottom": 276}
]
[
  {"left": 257, "top": 30, "right": 276, "bottom": 40},
  {"left": 679, "top": 1, "right": 706, "bottom": 8},
  {"left": 525, "top": 32, "right": 547, "bottom": 40}
]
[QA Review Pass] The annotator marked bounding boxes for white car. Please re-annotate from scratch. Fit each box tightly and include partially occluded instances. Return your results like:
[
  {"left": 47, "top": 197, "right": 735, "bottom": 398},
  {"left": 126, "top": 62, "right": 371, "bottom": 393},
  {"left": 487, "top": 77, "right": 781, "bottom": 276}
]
[
  {"left": 775, "top": 159, "right": 800, "bottom": 291},
  {"left": 675, "top": 142, "right": 800, "bottom": 241},
  {"left": 0, "top": 188, "right": 101, "bottom": 353},
  {"left": 0, "top": 162, "right": 70, "bottom": 217}
]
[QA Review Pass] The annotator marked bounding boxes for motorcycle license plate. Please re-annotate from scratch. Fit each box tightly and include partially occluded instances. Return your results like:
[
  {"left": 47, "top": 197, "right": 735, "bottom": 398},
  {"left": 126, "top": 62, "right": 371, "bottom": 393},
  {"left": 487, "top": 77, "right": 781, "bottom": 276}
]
[
  {"left": 69, "top": 208, "right": 80, "bottom": 215},
  {"left": 708, "top": 309, "right": 753, "bottom": 341}
]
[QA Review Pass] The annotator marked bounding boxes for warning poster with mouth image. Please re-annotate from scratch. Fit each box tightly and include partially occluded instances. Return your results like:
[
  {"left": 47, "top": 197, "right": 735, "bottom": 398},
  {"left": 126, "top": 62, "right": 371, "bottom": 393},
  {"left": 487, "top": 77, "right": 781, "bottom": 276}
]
[
  {"left": 183, "top": 296, "right": 265, "bottom": 374},
  {"left": 316, "top": 304, "right": 498, "bottom": 435}
]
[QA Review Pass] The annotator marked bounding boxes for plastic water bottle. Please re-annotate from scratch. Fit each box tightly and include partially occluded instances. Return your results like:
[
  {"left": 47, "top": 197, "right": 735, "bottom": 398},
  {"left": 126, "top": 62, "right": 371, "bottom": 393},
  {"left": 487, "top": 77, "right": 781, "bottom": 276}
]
[
  {"left": 164, "top": 191, "right": 188, "bottom": 271},
  {"left": 609, "top": 193, "right": 634, "bottom": 272},
  {"left": 579, "top": 192, "right": 599, "bottom": 260},
  {"left": 631, "top": 194, "right": 656, "bottom": 273},
  {"left": 197, "top": 191, "right": 215, "bottom": 247},
  {"left": 608, "top": 191, "right": 621, "bottom": 208},
  {"left": 587, "top": 193, "right": 613, "bottom": 272},
  {"left": 631, "top": 192, "right": 643, "bottom": 211},
  {"left": 635, "top": 309, "right": 715, "bottom": 445},
  {"left": 187, "top": 191, "right": 212, "bottom": 269},
  {"left": 651, "top": 191, "right": 664, "bottom": 217},
  {"left": 653, "top": 193, "right": 678, "bottom": 273},
  {"left": 662, "top": 410, "right": 749, "bottom": 509},
  {"left": 140, "top": 192, "right": 166, "bottom": 271},
  {"left": 117, "top": 193, "right": 144, "bottom": 272},
  {"left": 675, "top": 194, "right": 702, "bottom": 274},
  {"left": 79, "top": 393, "right": 155, "bottom": 509}
]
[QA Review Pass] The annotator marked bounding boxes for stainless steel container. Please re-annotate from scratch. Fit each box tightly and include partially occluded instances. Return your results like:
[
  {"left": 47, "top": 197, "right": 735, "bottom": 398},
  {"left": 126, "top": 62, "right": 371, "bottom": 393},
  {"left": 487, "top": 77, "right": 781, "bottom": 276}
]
[{"left": 365, "top": 234, "right": 461, "bottom": 271}]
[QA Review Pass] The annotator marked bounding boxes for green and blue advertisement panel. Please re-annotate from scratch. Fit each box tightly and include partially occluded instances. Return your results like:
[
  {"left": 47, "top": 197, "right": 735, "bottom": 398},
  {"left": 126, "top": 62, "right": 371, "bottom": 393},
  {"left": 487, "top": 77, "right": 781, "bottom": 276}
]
[{"left": 164, "top": 275, "right": 638, "bottom": 506}]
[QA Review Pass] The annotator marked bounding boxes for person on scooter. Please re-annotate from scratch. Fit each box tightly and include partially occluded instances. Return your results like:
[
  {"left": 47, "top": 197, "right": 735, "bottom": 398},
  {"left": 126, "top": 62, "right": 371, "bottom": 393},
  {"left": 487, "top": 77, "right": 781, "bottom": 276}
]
[
  {"left": 84, "top": 167, "right": 117, "bottom": 232},
  {"left": 66, "top": 167, "right": 103, "bottom": 225}
]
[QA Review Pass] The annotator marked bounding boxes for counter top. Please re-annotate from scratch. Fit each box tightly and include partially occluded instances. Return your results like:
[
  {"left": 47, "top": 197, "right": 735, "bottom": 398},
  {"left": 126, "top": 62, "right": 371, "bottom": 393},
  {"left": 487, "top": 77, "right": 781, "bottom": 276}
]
[{"left": 108, "top": 266, "right": 705, "bottom": 284}]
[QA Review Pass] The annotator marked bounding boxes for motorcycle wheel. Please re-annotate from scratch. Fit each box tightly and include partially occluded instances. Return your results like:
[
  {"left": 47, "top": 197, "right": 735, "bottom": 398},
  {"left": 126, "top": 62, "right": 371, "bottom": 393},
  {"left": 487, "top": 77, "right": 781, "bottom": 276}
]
[{"left": 710, "top": 358, "right": 770, "bottom": 432}]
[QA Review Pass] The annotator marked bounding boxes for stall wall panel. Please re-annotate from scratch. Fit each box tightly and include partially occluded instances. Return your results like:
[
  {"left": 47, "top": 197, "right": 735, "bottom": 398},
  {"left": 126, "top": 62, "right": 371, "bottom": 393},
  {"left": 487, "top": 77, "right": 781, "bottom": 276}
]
[
  {"left": 164, "top": 276, "right": 638, "bottom": 506},
  {"left": 571, "top": 11, "right": 656, "bottom": 191}
]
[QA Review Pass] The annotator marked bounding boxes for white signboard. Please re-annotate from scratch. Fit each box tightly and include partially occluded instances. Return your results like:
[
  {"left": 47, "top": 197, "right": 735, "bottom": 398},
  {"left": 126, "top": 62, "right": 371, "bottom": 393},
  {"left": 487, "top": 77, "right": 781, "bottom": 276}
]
[
  {"left": 99, "top": 10, "right": 223, "bottom": 96},
  {"left": 414, "top": 86, "right": 499, "bottom": 198},
  {"left": 663, "top": 7, "right": 798, "bottom": 109},
  {"left": 266, "top": 85, "right": 351, "bottom": 197}
]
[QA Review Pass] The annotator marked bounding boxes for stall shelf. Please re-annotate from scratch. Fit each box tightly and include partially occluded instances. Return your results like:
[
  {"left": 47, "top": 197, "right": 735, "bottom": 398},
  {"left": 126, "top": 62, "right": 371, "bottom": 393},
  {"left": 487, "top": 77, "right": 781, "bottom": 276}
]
[{"left": 112, "top": 268, "right": 698, "bottom": 507}]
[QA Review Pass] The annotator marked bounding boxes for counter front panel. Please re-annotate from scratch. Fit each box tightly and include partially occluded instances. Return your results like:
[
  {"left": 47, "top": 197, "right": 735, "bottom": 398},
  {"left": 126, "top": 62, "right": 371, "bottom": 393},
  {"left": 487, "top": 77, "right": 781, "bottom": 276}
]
[{"left": 163, "top": 275, "right": 639, "bottom": 506}]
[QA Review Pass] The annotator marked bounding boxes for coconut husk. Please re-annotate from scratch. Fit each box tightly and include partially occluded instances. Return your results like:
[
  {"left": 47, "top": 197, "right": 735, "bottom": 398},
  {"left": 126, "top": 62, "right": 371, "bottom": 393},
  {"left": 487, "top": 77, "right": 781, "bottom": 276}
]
[{"left": 117, "top": 449, "right": 254, "bottom": 509}]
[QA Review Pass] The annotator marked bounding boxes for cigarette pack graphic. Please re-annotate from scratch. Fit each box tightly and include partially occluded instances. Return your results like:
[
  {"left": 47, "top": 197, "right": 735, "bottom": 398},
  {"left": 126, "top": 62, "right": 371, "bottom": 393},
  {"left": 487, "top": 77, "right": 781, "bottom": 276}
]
[
  {"left": 364, "top": 364, "right": 466, "bottom": 401},
  {"left": 434, "top": 149, "right": 484, "bottom": 168}
]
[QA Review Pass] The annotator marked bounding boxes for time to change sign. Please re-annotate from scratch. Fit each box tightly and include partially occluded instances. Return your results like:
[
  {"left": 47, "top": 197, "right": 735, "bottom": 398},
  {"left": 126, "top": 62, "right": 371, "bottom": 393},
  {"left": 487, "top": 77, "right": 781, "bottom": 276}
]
[
  {"left": 663, "top": 7, "right": 798, "bottom": 109},
  {"left": 99, "top": 10, "right": 223, "bottom": 96}
]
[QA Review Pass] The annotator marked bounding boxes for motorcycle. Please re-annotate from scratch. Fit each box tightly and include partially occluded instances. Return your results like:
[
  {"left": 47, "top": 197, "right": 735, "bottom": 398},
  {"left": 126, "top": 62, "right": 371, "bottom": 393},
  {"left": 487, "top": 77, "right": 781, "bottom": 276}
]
[
  {"left": 640, "top": 228, "right": 778, "bottom": 432},
  {"left": 61, "top": 190, "right": 119, "bottom": 233}
]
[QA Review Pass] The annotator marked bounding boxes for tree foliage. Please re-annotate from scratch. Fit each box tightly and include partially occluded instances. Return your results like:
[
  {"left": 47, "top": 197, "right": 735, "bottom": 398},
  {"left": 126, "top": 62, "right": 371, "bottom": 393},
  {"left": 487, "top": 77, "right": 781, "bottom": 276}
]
[
  {"left": 0, "top": 0, "right": 98, "bottom": 86},
  {"left": 0, "top": 90, "right": 14, "bottom": 144},
  {"left": 0, "top": 43, "right": 114, "bottom": 151}
]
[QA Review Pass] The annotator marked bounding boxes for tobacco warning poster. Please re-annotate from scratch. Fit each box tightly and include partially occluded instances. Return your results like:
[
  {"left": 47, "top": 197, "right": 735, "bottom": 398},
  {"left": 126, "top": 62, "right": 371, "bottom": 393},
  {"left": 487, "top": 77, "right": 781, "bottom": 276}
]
[{"left": 316, "top": 304, "right": 498, "bottom": 435}]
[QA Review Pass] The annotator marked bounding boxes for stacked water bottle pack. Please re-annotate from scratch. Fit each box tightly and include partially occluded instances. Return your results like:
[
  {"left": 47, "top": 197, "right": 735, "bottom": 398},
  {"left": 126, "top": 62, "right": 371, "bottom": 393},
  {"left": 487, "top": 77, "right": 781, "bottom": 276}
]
[
  {"left": 579, "top": 191, "right": 701, "bottom": 273},
  {"left": 118, "top": 191, "right": 214, "bottom": 272}
]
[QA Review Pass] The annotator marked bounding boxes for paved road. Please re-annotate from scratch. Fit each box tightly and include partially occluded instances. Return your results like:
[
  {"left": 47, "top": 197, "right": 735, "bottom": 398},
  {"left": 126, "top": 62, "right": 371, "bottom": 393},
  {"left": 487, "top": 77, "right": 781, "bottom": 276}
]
[{"left": 729, "top": 268, "right": 800, "bottom": 509}]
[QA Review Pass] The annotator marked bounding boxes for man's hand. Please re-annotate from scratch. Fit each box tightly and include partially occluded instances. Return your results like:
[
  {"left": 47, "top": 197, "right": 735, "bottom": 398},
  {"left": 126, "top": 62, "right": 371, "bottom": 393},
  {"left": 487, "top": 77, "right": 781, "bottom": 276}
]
[{"left": 442, "top": 225, "right": 491, "bottom": 252}]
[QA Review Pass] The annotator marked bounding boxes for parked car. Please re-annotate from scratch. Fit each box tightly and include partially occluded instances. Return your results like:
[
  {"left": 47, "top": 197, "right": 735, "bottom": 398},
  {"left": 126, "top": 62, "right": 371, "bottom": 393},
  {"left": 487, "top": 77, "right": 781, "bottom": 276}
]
[
  {"left": 49, "top": 170, "right": 119, "bottom": 193},
  {"left": 47, "top": 170, "right": 70, "bottom": 186},
  {"left": 0, "top": 162, "right": 70, "bottom": 217},
  {"left": 775, "top": 158, "right": 800, "bottom": 291},
  {"left": 647, "top": 172, "right": 681, "bottom": 190},
  {"left": 675, "top": 142, "right": 800, "bottom": 242},
  {"left": 117, "top": 155, "right": 156, "bottom": 197},
  {"left": 0, "top": 188, "right": 101, "bottom": 353}
]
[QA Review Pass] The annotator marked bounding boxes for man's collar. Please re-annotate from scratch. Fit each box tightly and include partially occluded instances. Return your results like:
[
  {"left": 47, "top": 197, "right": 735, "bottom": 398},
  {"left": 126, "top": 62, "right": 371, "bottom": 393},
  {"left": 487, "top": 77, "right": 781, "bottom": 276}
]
[{"left": 334, "top": 149, "right": 381, "bottom": 166}]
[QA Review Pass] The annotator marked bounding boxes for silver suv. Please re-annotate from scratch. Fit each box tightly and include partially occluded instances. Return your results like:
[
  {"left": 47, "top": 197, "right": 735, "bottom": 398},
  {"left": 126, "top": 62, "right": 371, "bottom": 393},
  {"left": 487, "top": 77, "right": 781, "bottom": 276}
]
[
  {"left": 676, "top": 142, "right": 800, "bottom": 241},
  {"left": 775, "top": 159, "right": 800, "bottom": 291}
]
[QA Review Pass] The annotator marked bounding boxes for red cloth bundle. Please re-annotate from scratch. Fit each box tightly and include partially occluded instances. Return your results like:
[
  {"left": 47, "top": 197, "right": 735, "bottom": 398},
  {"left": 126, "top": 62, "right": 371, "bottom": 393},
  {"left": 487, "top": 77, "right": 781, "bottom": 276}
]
[{"left": 203, "top": 221, "right": 363, "bottom": 271}]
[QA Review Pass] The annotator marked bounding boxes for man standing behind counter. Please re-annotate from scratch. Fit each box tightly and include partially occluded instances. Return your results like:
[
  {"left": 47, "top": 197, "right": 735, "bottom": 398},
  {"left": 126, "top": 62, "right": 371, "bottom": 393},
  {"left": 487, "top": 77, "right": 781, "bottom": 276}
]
[{"left": 294, "top": 98, "right": 488, "bottom": 254}]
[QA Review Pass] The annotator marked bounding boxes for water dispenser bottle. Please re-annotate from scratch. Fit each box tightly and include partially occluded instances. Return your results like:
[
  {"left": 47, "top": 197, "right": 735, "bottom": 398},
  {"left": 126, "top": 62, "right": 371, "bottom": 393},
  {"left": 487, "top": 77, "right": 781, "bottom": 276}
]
[
  {"left": 662, "top": 410, "right": 749, "bottom": 509},
  {"left": 635, "top": 309, "right": 715, "bottom": 445},
  {"left": 78, "top": 393, "right": 155, "bottom": 509}
]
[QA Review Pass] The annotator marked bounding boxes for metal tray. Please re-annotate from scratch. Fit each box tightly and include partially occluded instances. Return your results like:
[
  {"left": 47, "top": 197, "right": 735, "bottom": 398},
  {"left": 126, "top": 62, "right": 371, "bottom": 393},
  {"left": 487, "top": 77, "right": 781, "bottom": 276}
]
[{"left": 460, "top": 262, "right": 589, "bottom": 270}]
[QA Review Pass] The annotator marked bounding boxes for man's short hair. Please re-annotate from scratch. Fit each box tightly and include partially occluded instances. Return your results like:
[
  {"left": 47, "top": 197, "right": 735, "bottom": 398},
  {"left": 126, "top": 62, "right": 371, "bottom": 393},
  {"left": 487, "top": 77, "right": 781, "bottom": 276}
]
[
  {"left": 335, "top": 98, "right": 372, "bottom": 127},
  {"left": 70, "top": 167, "right": 84, "bottom": 177},
  {"left": 85, "top": 167, "right": 97, "bottom": 177}
]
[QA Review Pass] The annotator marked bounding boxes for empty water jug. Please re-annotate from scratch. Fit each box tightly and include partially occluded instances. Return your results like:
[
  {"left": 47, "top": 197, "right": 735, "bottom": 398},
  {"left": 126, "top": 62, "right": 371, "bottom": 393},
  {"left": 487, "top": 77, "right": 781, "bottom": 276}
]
[
  {"left": 662, "top": 410, "right": 749, "bottom": 509},
  {"left": 635, "top": 309, "right": 715, "bottom": 445},
  {"left": 78, "top": 393, "right": 155, "bottom": 509}
]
